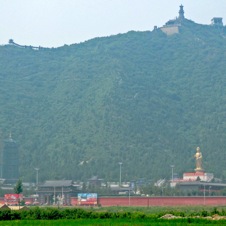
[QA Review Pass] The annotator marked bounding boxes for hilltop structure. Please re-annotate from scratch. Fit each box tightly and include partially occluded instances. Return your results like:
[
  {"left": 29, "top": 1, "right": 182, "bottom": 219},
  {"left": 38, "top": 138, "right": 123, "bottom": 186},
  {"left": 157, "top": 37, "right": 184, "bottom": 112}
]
[
  {"left": 160, "top": 5, "right": 185, "bottom": 36},
  {"left": 8, "top": 39, "right": 43, "bottom": 50},
  {"left": 178, "top": 4, "right": 185, "bottom": 20},
  {"left": 160, "top": 5, "right": 224, "bottom": 36},
  {"left": 211, "top": 17, "right": 223, "bottom": 27}
]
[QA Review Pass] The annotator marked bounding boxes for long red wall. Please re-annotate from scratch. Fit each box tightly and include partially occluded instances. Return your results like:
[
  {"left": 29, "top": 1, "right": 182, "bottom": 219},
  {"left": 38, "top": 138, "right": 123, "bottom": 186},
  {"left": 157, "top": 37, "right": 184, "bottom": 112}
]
[{"left": 71, "top": 196, "right": 226, "bottom": 206}]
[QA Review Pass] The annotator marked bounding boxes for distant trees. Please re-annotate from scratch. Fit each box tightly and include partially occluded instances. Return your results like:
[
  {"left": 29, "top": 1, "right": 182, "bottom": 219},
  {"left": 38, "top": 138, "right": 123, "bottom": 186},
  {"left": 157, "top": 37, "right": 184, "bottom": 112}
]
[{"left": 14, "top": 179, "right": 23, "bottom": 194}]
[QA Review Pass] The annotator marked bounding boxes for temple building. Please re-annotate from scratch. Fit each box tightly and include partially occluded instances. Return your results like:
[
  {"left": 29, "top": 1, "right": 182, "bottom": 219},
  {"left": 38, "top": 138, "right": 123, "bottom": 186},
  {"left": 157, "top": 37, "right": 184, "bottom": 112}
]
[
  {"left": 160, "top": 5, "right": 224, "bottom": 36},
  {"left": 171, "top": 147, "right": 213, "bottom": 187},
  {"left": 160, "top": 5, "right": 185, "bottom": 36},
  {"left": 170, "top": 147, "right": 226, "bottom": 194},
  {"left": 182, "top": 147, "right": 213, "bottom": 182},
  {"left": 171, "top": 147, "right": 214, "bottom": 187},
  {"left": 37, "top": 180, "right": 80, "bottom": 205}
]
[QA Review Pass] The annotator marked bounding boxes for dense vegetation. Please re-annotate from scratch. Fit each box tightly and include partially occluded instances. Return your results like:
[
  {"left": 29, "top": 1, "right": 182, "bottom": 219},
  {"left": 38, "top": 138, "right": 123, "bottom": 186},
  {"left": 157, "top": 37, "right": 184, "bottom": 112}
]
[
  {"left": 0, "top": 206, "right": 222, "bottom": 219},
  {"left": 0, "top": 19, "right": 226, "bottom": 182}
]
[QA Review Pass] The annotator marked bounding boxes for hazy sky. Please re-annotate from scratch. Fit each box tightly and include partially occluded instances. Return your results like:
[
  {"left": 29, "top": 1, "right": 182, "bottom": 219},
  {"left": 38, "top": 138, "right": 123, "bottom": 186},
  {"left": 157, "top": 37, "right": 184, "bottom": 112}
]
[{"left": 0, "top": 0, "right": 225, "bottom": 47}]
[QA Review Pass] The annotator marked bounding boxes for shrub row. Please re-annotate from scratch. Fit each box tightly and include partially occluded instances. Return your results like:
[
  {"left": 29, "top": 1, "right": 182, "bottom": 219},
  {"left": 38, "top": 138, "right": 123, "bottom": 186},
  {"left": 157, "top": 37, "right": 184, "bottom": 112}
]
[
  {"left": 0, "top": 207, "right": 223, "bottom": 221},
  {"left": 0, "top": 207, "right": 149, "bottom": 221}
]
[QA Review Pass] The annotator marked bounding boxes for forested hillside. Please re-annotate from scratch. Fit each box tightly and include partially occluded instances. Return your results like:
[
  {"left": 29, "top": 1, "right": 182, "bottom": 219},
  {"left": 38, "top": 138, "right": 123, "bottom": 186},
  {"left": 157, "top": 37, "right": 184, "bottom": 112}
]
[{"left": 1, "top": 19, "right": 226, "bottom": 182}]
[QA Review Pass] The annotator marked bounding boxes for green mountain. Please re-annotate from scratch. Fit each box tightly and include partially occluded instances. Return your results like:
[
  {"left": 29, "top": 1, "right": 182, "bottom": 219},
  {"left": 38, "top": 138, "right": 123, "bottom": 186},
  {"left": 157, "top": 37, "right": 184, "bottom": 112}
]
[{"left": 1, "top": 19, "right": 226, "bottom": 183}]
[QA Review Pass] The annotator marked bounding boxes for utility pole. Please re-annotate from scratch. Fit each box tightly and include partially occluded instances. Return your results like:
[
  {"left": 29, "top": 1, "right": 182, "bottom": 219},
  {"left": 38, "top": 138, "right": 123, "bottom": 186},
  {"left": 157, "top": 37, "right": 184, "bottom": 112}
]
[
  {"left": 119, "top": 162, "right": 122, "bottom": 187},
  {"left": 203, "top": 184, "right": 206, "bottom": 205},
  {"left": 34, "top": 168, "right": 39, "bottom": 188},
  {"left": 170, "top": 165, "right": 174, "bottom": 183}
]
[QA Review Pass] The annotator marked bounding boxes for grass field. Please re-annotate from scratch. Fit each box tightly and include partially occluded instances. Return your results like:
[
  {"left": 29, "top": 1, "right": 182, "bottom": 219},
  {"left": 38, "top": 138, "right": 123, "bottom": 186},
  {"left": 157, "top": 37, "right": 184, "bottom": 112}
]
[
  {"left": 1, "top": 219, "right": 226, "bottom": 226},
  {"left": 91, "top": 205, "right": 226, "bottom": 214}
]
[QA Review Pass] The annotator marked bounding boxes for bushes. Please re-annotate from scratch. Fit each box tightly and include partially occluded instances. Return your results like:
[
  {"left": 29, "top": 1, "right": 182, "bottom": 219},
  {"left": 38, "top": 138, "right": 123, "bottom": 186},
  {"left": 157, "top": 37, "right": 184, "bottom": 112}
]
[
  {"left": 211, "top": 207, "right": 220, "bottom": 215},
  {"left": 131, "top": 211, "right": 146, "bottom": 219},
  {"left": 40, "top": 208, "right": 63, "bottom": 220},
  {"left": 0, "top": 208, "right": 148, "bottom": 220},
  {"left": 26, "top": 207, "right": 42, "bottom": 220},
  {"left": 200, "top": 210, "right": 208, "bottom": 217},
  {"left": 0, "top": 207, "right": 223, "bottom": 221},
  {"left": 0, "top": 210, "right": 12, "bottom": 220}
]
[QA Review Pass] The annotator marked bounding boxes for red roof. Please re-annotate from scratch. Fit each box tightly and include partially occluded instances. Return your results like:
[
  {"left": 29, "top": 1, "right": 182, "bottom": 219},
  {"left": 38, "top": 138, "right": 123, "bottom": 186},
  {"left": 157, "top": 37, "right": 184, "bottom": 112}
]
[{"left": 183, "top": 172, "right": 205, "bottom": 176}]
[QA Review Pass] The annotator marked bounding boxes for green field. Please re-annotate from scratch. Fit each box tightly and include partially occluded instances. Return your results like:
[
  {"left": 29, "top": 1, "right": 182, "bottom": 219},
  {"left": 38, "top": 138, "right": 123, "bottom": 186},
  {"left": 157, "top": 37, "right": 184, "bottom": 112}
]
[
  {"left": 90, "top": 205, "right": 226, "bottom": 215},
  {"left": 1, "top": 219, "right": 226, "bottom": 226}
]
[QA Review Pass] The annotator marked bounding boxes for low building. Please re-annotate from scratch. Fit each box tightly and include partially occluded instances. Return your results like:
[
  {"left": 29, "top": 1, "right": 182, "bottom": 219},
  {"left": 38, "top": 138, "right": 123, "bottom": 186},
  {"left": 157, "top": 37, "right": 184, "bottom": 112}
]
[
  {"left": 88, "top": 176, "right": 103, "bottom": 187},
  {"left": 176, "top": 181, "right": 226, "bottom": 194},
  {"left": 183, "top": 172, "right": 214, "bottom": 182}
]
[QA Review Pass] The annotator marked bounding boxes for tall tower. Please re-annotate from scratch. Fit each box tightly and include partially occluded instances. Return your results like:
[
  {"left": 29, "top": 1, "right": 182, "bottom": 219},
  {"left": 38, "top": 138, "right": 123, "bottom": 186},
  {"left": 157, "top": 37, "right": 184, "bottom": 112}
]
[
  {"left": 178, "top": 5, "right": 185, "bottom": 20},
  {"left": 2, "top": 134, "right": 19, "bottom": 184}
]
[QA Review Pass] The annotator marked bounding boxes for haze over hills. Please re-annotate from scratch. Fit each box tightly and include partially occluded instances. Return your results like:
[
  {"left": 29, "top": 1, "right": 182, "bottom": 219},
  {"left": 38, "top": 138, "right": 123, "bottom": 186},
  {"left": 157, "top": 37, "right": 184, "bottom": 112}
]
[{"left": 1, "top": 14, "right": 226, "bottom": 183}]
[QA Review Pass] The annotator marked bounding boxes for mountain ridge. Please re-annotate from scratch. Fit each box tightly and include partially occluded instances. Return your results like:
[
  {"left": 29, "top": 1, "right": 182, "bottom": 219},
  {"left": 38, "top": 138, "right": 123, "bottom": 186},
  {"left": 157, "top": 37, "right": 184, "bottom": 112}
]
[{"left": 1, "top": 20, "right": 226, "bottom": 182}]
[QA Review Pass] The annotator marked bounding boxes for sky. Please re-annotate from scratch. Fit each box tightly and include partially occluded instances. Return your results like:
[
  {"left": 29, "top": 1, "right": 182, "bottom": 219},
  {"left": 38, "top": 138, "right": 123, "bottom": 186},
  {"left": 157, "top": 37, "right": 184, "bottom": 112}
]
[{"left": 0, "top": 0, "right": 225, "bottom": 48}]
